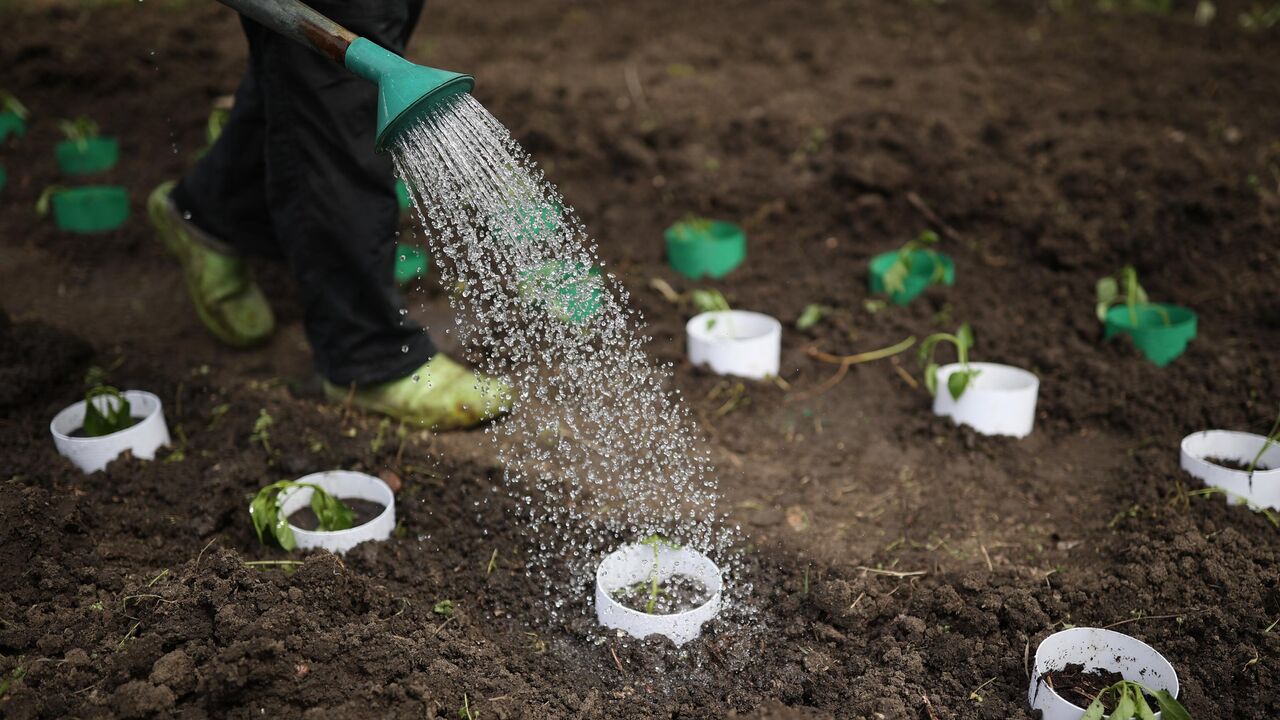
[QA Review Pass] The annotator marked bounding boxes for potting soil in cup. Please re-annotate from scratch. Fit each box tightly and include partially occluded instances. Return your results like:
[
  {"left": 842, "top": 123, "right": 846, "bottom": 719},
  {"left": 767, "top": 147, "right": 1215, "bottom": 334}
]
[
  {"left": 610, "top": 574, "right": 712, "bottom": 615},
  {"left": 287, "top": 499, "right": 386, "bottom": 531},
  {"left": 392, "top": 94, "right": 744, "bottom": 634}
]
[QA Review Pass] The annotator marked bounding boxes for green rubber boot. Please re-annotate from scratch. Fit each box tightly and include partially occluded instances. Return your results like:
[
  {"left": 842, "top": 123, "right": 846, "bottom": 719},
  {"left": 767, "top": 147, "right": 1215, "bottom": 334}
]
[
  {"left": 148, "top": 182, "right": 275, "bottom": 348},
  {"left": 324, "top": 355, "right": 511, "bottom": 431}
]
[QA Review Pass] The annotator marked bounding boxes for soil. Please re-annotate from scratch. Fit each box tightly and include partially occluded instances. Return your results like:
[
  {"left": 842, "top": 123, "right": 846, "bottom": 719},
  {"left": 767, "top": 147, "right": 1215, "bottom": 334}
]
[
  {"left": 287, "top": 499, "right": 386, "bottom": 532},
  {"left": 3, "top": 1, "right": 1280, "bottom": 719},
  {"left": 1040, "top": 663, "right": 1129, "bottom": 712},
  {"left": 1205, "top": 456, "right": 1271, "bottom": 472},
  {"left": 611, "top": 575, "right": 711, "bottom": 615}
]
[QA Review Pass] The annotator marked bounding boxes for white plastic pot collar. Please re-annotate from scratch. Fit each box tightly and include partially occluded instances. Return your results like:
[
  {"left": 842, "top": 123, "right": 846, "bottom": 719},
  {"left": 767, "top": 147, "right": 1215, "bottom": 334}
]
[
  {"left": 595, "top": 543, "right": 723, "bottom": 646},
  {"left": 686, "top": 310, "right": 781, "bottom": 380},
  {"left": 1028, "top": 627, "right": 1179, "bottom": 720},
  {"left": 50, "top": 390, "right": 171, "bottom": 474},
  {"left": 1180, "top": 430, "right": 1280, "bottom": 511},
  {"left": 932, "top": 362, "right": 1039, "bottom": 438},
  {"left": 276, "top": 471, "right": 396, "bottom": 554}
]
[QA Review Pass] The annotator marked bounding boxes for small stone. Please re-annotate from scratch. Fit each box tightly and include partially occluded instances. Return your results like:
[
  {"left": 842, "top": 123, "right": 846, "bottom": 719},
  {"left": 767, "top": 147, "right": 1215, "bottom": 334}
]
[{"left": 378, "top": 469, "right": 402, "bottom": 493}]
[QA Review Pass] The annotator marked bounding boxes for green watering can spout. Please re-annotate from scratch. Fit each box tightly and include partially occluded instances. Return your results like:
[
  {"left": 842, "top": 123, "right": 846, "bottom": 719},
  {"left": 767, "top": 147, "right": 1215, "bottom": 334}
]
[
  {"left": 344, "top": 38, "right": 474, "bottom": 153},
  {"left": 213, "top": 0, "right": 474, "bottom": 153}
]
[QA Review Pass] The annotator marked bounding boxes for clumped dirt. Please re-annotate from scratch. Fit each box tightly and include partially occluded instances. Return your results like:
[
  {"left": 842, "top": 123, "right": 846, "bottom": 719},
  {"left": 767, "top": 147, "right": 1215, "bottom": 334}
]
[{"left": 2, "top": 0, "right": 1280, "bottom": 718}]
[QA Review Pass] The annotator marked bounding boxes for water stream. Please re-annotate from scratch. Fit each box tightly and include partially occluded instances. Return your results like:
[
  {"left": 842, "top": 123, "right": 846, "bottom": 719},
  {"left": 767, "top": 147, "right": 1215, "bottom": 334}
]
[{"left": 392, "top": 94, "right": 749, "bottom": 635}]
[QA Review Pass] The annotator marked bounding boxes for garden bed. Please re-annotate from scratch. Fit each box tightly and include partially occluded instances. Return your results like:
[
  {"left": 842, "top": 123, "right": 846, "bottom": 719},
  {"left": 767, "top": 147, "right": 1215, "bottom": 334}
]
[{"left": 1, "top": 0, "right": 1278, "bottom": 718}]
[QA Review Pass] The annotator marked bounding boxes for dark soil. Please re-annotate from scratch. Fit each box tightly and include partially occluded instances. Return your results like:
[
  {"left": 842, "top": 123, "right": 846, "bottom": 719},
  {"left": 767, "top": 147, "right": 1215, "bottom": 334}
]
[
  {"left": 287, "top": 499, "right": 385, "bottom": 532},
  {"left": 1205, "top": 456, "right": 1271, "bottom": 472},
  {"left": 1040, "top": 663, "right": 1128, "bottom": 712},
  {"left": 3, "top": 1, "right": 1280, "bottom": 719},
  {"left": 611, "top": 575, "right": 711, "bottom": 615}
]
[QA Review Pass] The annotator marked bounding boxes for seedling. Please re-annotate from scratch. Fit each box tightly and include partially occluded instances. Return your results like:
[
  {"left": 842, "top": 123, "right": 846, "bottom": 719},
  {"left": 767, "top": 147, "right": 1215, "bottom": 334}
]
[
  {"left": 637, "top": 534, "right": 678, "bottom": 614},
  {"left": 82, "top": 385, "right": 138, "bottom": 437},
  {"left": 249, "top": 480, "right": 354, "bottom": 551},
  {"left": 918, "top": 323, "right": 979, "bottom": 400},
  {"left": 671, "top": 213, "right": 714, "bottom": 240},
  {"left": 1246, "top": 408, "right": 1280, "bottom": 479},
  {"left": 690, "top": 288, "right": 731, "bottom": 331},
  {"left": 1096, "top": 265, "right": 1168, "bottom": 326},
  {"left": 250, "top": 409, "right": 273, "bottom": 453},
  {"left": 0, "top": 91, "right": 27, "bottom": 120},
  {"left": 433, "top": 599, "right": 455, "bottom": 617},
  {"left": 1076, "top": 679, "right": 1191, "bottom": 720},
  {"left": 882, "top": 230, "right": 944, "bottom": 296},
  {"left": 58, "top": 116, "right": 101, "bottom": 152},
  {"left": 34, "top": 185, "right": 67, "bottom": 216},
  {"left": 796, "top": 303, "right": 834, "bottom": 330}
]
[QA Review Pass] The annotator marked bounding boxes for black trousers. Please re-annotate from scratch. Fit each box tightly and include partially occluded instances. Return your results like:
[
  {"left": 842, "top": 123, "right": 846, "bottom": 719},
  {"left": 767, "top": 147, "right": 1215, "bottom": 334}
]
[{"left": 173, "top": 0, "right": 435, "bottom": 386}]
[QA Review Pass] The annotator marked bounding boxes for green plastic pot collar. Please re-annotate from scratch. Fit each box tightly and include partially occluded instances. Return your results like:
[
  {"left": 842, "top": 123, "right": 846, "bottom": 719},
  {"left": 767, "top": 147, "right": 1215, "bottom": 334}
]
[
  {"left": 55, "top": 137, "right": 119, "bottom": 176},
  {"left": 344, "top": 38, "right": 474, "bottom": 153},
  {"left": 1102, "top": 303, "right": 1197, "bottom": 367},
  {"left": 518, "top": 260, "right": 603, "bottom": 325},
  {"left": 664, "top": 220, "right": 746, "bottom": 280},
  {"left": 868, "top": 249, "right": 956, "bottom": 305},
  {"left": 50, "top": 186, "right": 130, "bottom": 234},
  {"left": 395, "top": 243, "right": 428, "bottom": 285}
]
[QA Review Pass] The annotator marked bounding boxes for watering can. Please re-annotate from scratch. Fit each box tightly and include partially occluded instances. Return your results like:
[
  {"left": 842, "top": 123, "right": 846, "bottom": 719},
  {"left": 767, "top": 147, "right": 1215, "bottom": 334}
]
[{"left": 215, "top": 0, "right": 474, "bottom": 152}]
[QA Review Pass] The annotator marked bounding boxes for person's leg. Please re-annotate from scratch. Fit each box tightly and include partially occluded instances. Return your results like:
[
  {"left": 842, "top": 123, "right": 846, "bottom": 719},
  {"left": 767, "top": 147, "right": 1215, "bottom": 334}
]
[
  {"left": 248, "top": 0, "right": 432, "bottom": 386},
  {"left": 170, "top": 29, "right": 280, "bottom": 260},
  {"left": 147, "top": 15, "right": 278, "bottom": 348}
]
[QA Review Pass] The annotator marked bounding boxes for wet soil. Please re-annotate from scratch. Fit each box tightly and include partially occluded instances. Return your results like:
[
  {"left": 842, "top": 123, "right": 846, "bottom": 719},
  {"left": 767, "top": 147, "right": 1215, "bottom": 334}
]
[
  {"left": 1205, "top": 456, "right": 1271, "bottom": 472},
  {"left": 611, "top": 575, "right": 711, "bottom": 615},
  {"left": 1040, "top": 663, "right": 1128, "bottom": 712},
  {"left": 2, "top": 1, "right": 1280, "bottom": 719},
  {"left": 287, "top": 499, "right": 386, "bottom": 532}
]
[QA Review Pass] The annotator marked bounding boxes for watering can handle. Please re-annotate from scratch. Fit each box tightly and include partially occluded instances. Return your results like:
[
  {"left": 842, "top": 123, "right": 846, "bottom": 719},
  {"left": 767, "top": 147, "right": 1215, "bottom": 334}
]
[{"left": 214, "top": 0, "right": 358, "bottom": 64}]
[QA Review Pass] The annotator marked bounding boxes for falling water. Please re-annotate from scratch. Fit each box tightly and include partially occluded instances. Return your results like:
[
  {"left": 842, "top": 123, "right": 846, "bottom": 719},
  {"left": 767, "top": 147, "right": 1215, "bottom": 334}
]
[{"left": 392, "top": 94, "right": 750, "bottom": 639}]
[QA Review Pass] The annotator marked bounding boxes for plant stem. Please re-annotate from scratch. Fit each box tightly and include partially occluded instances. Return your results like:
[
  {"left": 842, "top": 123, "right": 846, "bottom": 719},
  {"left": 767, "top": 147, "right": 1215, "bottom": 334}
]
[
  {"left": 645, "top": 543, "right": 660, "bottom": 614},
  {"left": 1246, "top": 409, "right": 1280, "bottom": 479}
]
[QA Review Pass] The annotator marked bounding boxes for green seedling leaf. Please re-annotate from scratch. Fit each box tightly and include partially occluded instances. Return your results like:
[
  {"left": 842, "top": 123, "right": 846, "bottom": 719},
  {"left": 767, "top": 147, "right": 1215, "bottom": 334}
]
[
  {"left": 58, "top": 116, "right": 100, "bottom": 151},
  {"left": 924, "top": 361, "right": 940, "bottom": 397},
  {"left": 82, "top": 386, "right": 136, "bottom": 437},
  {"left": 672, "top": 213, "right": 713, "bottom": 240},
  {"left": 1080, "top": 695, "right": 1106, "bottom": 720},
  {"left": 1096, "top": 276, "right": 1118, "bottom": 321},
  {"left": 0, "top": 91, "right": 28, "bottom": 120},
  {"left": 1134, "top": 690, "right": 1157, "bottom": 720},
  {"left": 796, "top": 304, "right": 829, "bottom": 330},
  {"left": 272, "top": 512, "right": 296, "bottom": 551},
  {"left": 35, "top": 185, "right": 67, "bottom": 216},
  {"left": 1110, "top": 686, "right": 1136, "bottom": 720},
  {"left": 433, "top": 599, "right": 455, "bottom": 617},
  {"left": 1153, "top": 690, "right": 1192, "bottom": 720},
  {"left": 249, "top": 480, "right": 353, "bottom": 551},
  {"left": 690, "top": 289, "right": 730, "bottom": 314},
  {"left": 947, "top": 369, "right": 979, "bottom": 401},
  {"left": 310, "top": 487, "right": 354, "bottom": 532},
  {"left": 918, "top": 324, "right": 977, "bottom": 399},
  {"left": 882, "top": 230, "right": 940, "bottom": 296}
]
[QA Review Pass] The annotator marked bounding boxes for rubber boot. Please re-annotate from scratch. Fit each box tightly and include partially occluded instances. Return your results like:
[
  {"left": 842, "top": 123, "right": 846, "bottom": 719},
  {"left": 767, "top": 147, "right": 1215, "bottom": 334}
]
[
  {"left": 324, "top": 354, "right": 511, "bottom": 430},
  {"left": 148, "top": 182, "right": 275, "bottom": 348}
]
